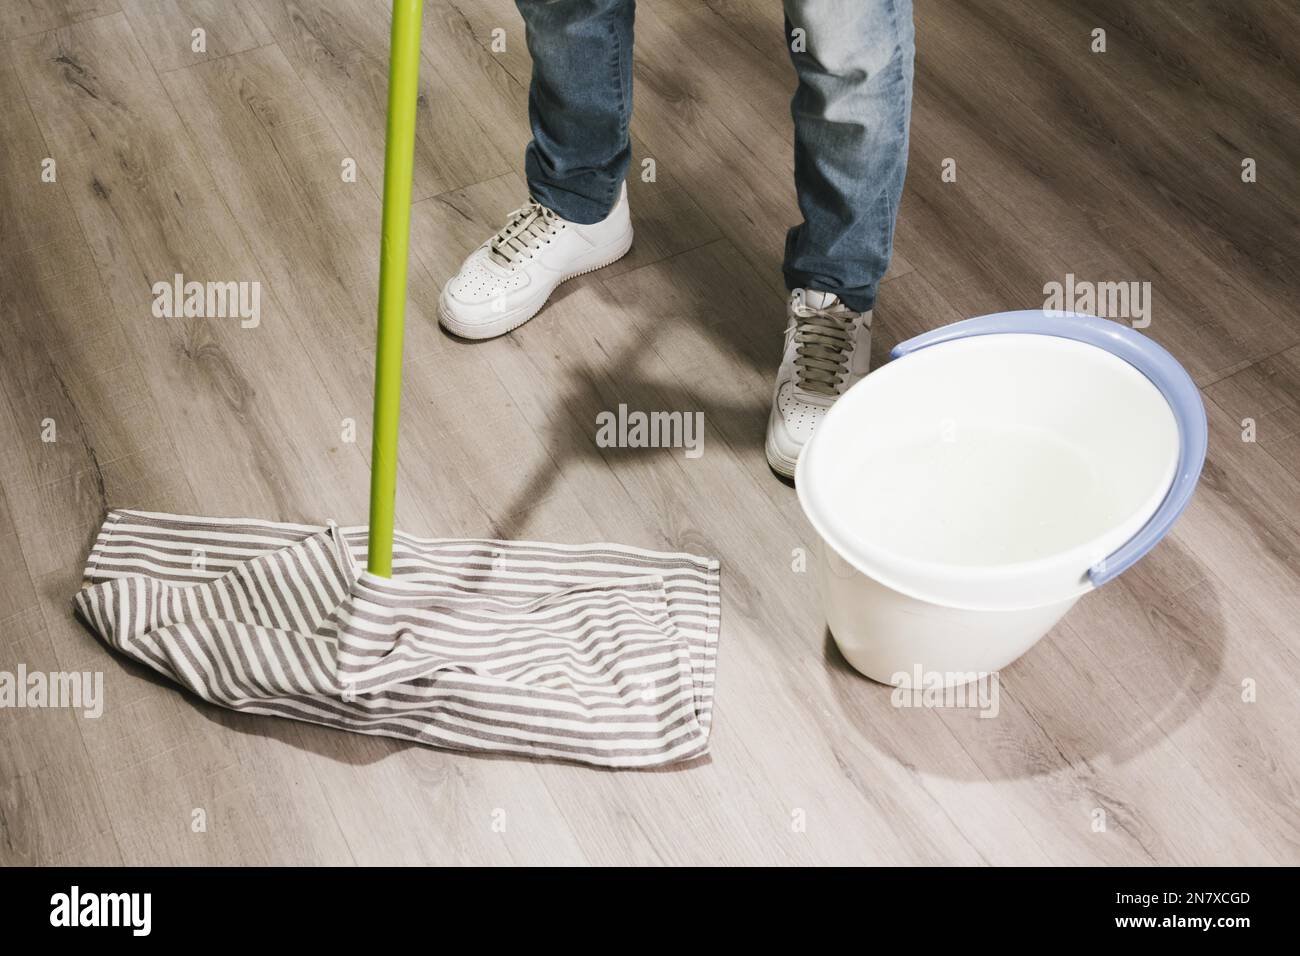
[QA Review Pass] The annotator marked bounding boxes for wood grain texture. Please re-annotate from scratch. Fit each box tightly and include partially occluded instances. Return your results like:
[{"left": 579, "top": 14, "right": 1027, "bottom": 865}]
[
  {"left": 120, "top": 0, "right": 272, "bottom": 72},
  {"left": 0, "top": 0, "right": 1296, "bottom": 865},
  {"left": 250, "top": 0, "right": 511, "bottom": 202},
  {"left": 0, "top": 0, "right": 116, "bottom": 40}
]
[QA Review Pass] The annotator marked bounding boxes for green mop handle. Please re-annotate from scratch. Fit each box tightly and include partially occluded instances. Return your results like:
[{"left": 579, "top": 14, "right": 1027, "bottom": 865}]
[{"left": 367, "top": 0, "right": 423, "bottom": 577}]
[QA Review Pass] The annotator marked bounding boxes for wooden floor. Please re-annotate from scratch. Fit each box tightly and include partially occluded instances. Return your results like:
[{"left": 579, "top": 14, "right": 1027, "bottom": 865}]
[{"left": 1, "top": 0, "right": 1298, "bottom": 866}]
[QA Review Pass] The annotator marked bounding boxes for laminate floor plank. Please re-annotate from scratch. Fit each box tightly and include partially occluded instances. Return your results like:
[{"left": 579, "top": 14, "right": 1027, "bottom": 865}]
[
  {"left": 909, "top": 0, "right": 1297, "bottom": 381},
  {"left": 0, "top": 425, "right": 122, "bottom": 866},
  {"left": 120, "top": 0, "right": 273, "bottom": 72},
  {"left": 250, "top": 0, "right": 510, "bottom": 202},
  {"left": 0, "top": 0, "right": 117, "bottom": 40},
  {"left": 1204, "top": 346, "right": 1300, "bottom": 482}
]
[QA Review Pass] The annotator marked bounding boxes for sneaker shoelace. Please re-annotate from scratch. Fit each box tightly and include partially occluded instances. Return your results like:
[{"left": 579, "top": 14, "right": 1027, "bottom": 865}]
[
  {"left": 791, "top": 298, "right": 856, "bottom": 397},
  {"left": 489, "top": 199, "right": 560, "bottom": 267}
]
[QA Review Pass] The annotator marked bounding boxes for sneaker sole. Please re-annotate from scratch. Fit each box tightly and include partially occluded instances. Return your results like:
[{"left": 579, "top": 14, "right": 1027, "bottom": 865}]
[
  {"left": 764, "top": 431, "right": 799, "bottom": 480},
  {"left": 438, "top": 230, "right": 634, "bottom": 341}
]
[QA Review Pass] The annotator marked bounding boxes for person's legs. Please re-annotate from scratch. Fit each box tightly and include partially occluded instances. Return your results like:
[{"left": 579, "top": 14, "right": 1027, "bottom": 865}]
[
  {"left": 765, "top": 0, "right": 914, "bottom": 478},
  {"left": 516, "top": 0, "right": 636, "bottom": 224},
  {"left": 782, "top": 0, "right": 915, "bottom": 312},
  {"left": 438, "top": 0, "right": 636, "bottom": 339}
]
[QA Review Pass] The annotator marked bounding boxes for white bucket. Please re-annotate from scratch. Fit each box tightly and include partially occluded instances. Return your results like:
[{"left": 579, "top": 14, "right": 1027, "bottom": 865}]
[{"left": 796, "top": 311, "right": 1206, "bottom": 686}]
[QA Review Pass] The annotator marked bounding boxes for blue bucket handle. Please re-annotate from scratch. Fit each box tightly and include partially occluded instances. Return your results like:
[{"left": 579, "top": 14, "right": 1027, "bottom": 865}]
[{"left": 890, "top": 310, "right": 1207, "bottom": 587}]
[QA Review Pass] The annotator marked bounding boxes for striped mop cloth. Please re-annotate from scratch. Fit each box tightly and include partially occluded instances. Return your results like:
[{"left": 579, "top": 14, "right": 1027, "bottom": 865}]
[{"left": 73, "top": 510, "right": 721, "bottom": 768}]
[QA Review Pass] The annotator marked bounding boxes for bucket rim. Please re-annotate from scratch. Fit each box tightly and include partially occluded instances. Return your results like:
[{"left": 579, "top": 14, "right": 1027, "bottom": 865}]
[{"left": 796, "top": 311, "right": 1206, "bottom": 610}]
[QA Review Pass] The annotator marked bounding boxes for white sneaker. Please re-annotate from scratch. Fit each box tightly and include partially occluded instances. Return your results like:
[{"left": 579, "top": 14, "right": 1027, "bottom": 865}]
[
  {"left": 765, "top": 289, "right": 872, "bottom": 479},
  {"left": 438, "top": 183, "right": 633, "bottom": 339}
]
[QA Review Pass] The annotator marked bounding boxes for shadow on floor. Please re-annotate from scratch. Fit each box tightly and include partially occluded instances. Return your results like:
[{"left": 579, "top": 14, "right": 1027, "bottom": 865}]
[{"left": 819, "top": 535, "right": 1225, "bottom": 781}]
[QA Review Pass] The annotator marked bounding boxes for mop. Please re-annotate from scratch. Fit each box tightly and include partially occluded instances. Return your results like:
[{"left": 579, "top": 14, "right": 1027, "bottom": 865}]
[{"left": 71, "top": 1, "right": 721, "bottom": 769}]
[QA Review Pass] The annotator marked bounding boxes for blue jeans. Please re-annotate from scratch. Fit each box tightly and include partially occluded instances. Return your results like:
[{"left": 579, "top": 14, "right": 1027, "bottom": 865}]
[{"left": 516, "top": 0, "right": 915, "bottom": 313}]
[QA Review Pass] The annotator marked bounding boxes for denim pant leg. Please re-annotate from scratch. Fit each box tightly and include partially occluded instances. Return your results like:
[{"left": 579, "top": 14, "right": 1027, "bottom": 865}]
[
  {"left": 782, "top": 0, "right": 915, "bottom": 312},
  {"left": 516, "top": 0, "right": 636, "bottom": 224}
]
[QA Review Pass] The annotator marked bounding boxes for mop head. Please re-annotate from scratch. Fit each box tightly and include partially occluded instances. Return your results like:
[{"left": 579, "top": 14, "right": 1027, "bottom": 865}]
[{"left": 72, "top": 510, "right": 720, "bottom": 768}]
